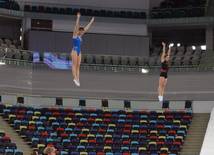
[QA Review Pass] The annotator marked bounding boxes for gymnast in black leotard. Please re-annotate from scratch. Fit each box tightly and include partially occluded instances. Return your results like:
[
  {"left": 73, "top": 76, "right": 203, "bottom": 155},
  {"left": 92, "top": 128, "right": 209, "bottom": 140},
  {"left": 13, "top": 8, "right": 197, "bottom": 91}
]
[{"left": 158, "top": 42, "right": 171, "bottom": 102}]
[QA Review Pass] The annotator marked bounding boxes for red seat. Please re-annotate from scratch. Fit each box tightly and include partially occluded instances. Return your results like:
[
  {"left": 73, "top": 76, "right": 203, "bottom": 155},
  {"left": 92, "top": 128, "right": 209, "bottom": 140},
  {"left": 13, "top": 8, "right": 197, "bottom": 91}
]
[
  {"left": 97, "top": 153, "right": 105, "bottom": 155},
  {"left": 65, "top": 108, "right": 73, "bottom": 113},
  {"left": 50, "top": 108, "right": 58, "bottom": 112},
  {"left": 106, "top": 140, "right": 113, "bottom": 144},
  {"left": 157, "top": 125, "right": 164, "bottom": 130},
  {"left": 89, "top": 140, "right": 96, "bottom": 145},
  {"left": 76, "top": 123, "right": 84, "bottom": 127},
  {"left": 157, "top": 141, "right": 165, "bottom": 146},
  {"left": 123, "top": 130, "right": 131, "bottom": 135},
  {"left": 123, "top": 153, "right": 130, "bottom": 155},
  {"left": 28, "top": 126, "right": 36, "bottom": 132},
  {"left": 173, "top": 141, "right": 181, "bottom": 146},
  {"left": 126, "top": 115, "right": 133, "bottom": 119},
  {"left": 19, "top": 110, "right": 26, "bottom": 114},
  {"left": 98, "top": 129, "right": 106, "bottom": 134},
  {"left": 78, "top": 134, "right": 86, "bottom": 138},
  {"left": 16, "top": 115, "right": 24, "bottom": 120},
  {"left": 88, "top": 118, "right": 95, "bottom": 123},
  {"left": 47, "top": 144, "right": 54, "bottom": 147},
  {"left": 68, "top": 113, "right": 75, "bottom": 118},
  {"left": 166, "top": 115, "right": 174, "bottom": 120},
  {"left": 103, "top": 119, "right": 110, "bottom": 124},
  {"left": 53, "top": 112, "right": 60, "bottom": 117},
  {"left": 178, "top": 111, "right": 185, "bottom": 115},
  {"left": 61, "top": 134, "right": 68, "bottom": 138},
  {"left": 124, "top": 125, "right": 132, "bottom": 129},
  {"left": 150, "top": 136, "right": 157, "bottom": 141},
  {"left": 3, "top": 136, "right": 10, "bottom": 141},
  {"left": 104, "top": 114, "right": 112, "bottom": 118},
  {"left": 163, "top": 111, "right": 171, "bottom": 116},
  {"left": 183, "top": 115, "right": 191, "bottom": 120},
  {"left": 140, "top": 111, "right": 148, "bottom": 115},
  {"left": 56, "top": 128, "right": 64, "bottom": 132},
  {"left": 122, "top": 141, "right": 130, "bottom": 146},
  {"left": 88, "top": 109, "right": 96, "bottom": 113},
  {"left": 168, "top": 130, "right": 176, "bottom": 135},
  {"left": 42, "top": 133, "right": 49, "bottom": 138},
  {"left": 140, "top": 130, "right": 147, "bottom": 135}
]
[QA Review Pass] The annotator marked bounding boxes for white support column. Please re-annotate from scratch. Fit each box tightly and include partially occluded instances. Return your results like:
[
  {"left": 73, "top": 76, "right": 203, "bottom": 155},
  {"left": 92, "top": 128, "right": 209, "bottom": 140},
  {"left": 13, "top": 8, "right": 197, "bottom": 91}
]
[{"left": 21, "top": 18, "right": 31, "bottom": 47}]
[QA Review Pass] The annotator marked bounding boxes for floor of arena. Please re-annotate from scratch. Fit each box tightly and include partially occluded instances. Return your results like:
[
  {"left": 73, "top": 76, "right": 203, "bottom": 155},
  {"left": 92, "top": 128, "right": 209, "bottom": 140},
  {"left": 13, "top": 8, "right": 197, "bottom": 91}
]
[{"left": 0, "top": 65, "right": 214, "bottom": 101}]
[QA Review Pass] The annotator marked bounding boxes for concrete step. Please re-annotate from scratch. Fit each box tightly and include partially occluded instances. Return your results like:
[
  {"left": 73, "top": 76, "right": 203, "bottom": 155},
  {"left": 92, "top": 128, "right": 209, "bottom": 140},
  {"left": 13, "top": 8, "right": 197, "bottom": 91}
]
[
  {"left": 181, "top": 113, "right": 210, "bottom": 155},
  {"left": 0, "top": 116, "right": 33, "bottom": 154}
]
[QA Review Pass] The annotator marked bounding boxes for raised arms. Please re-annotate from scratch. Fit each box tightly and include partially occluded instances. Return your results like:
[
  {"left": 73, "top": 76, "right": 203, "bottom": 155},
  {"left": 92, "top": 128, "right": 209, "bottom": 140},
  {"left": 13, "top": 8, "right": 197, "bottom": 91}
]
[
  {"left": 161, "top": 42, "right": 166, "bottom": 62},
  {"left": 81, "top": 17, "right": 94, "bottom": 36},
  {"left": 73, "top": 12, "right": 81, "bottom": 38}
]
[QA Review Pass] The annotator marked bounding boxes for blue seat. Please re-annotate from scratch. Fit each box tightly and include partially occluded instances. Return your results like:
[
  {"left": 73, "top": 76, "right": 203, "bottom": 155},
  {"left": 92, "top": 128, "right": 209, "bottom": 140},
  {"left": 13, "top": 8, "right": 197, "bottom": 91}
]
[
  {"left": 167, "top": 136, "right": 175, "bottom": 141},
  {"left": 149, "top": 120, "right": 156, "bottom": 124},
  {"left": 14, "top": 120, "right": 21, "bottom": 126},
  {"left": 65, "top": 7, "right": 72, "bottom": 14},
  {"left": 118, "top": 119, "right": 125, "bottom": 124},
  {"left": 96, "top": 134, "right": 103, "bottom": 139},
  {"left": 126, "top": 120, "right": 132, "bottom": 124},
  {"left": 90, "top": 113, "right": 97, "bottom": 118},
  {"left": 88, "top": 152, "right": 96, "bottom": 155},
  {"left": 27, "top": 106, "right": 34, "bottom": 111},
  {"left": 52, "top": 7, "right": 59, "bottom": 13},
  {"left": 121, "top": 147, "right": 129, "bottom": 152},
  {"left": 83, "top": 113, "right": 89, "bottom": 118},
  {"left": 159, "top": 130, "right": 167, "bottom": 136},
  {"left": 120, "top": 11, "right": 126, "bottom": 18},
  {"left": 100, "top": 124, "right": 107, "bottom": 129},
  {"left": 3, "top": 109, "right": 10, "bottom": 115},
  {"left": 34, "top": 132, "right": 41, "bottom": 137},
  {"left": 54, "top": 139, "right": 61, "bottom": 144},
  {"left": 115, "top": 153, "right": 122, "bottom": 155},
  {"left": 77, "top": 145, "right": 85, "bottom": 151},
  {"left": 131, "top": 141, "right": 139, "bottom": 146},
  {"left": 106, "top": 153, "right": 113, "bottom": 155},
  {"left": 61, "top": 151, "right": 68, "bottom": 155},
  {"left": 38, "top": 127, "right": 45, "bottom": 132},
  {"left": 119, "top": 115, "right": 126, "bottom": 119},
  {"left": 12, "top": 105, "right": 19, "bottom": 110},
  {"left": 71, "top": 152, "right": 79, "bottom": 155},
  {"left": 113, "top": 135, "right": 120, "bottom": 140},
  {"left": 131, "top": 153, "right": 139, "bottom": 155},
  {"left": 92, "top": 124, "right": 99, "bottom": 128},
  {"left": 140, "top": 125, "right": 148, "bottom": 130},
  {"left": 34, "top": 107, "right": 41, "bottom": 111},
  {"left": 141, "top": 115, "right": 148, "bottom": 119},
  {"left": 73, "top": 8, "right": 80, "bottom": 15},
  {"left": 70, "top": 134, "right": 77, "bottom": 139},
  {"left": 46, "top": 138, "right": 54, "bottom": 143},
  {"left": 40, "top": 116, "right": 47, "bottom": 122},
  {"left": 185, "top": 111, "right": 193, "bottom": 116},
  {"left": 5, "top": 149, "right": 13, "bottom": 154},
  {"left": 139, "top": 136, "right": 147, "bottom": 141},
  {"left": 65, "top": 128, "right": 72, "bottom": 132},
  {"left": 0, "top": 1, "right": 6, "bottom": 8},
  {"left": 50, "top": 133, "right": 58, "bottom": 138},
  {"left": 122, "top": 135, "right": 129, "bottom": 141},
  {"left": 27, "top": 111, "right": 33, "bottom": 115},
  {"left": 31, "top": 138, "right": 39, "bottom": 143},
  {"left": 80, "top": 109, "right": 88, "bottom": 113},
  {"left": 36, "top": 122, "right": 43, "bottom": 126},
  {"left": 140, "top": 12, "right": 146, "bottom": 19},
  {"left": 107, "top": 129, "right": 114, "bottom": 134},
  {"left": 133, "top": 111, "right": 140, "bottom": 115},
  {"left": 111, "top": 109, "right": 118, "bottom": 114}
]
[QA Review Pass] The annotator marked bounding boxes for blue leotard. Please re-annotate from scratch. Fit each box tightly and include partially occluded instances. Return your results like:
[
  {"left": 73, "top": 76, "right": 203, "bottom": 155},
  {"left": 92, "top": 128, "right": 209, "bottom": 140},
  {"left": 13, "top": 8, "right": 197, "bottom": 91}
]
[{"left": 72, "top": 36, "right": 82, "bottom": 55}]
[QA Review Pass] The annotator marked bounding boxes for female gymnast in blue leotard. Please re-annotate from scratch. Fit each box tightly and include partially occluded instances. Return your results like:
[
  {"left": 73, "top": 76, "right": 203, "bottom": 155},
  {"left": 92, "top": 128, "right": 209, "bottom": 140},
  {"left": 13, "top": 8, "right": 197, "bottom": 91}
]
[{"left": 72, "top": 12, "right": 94, "bottom": 86}]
